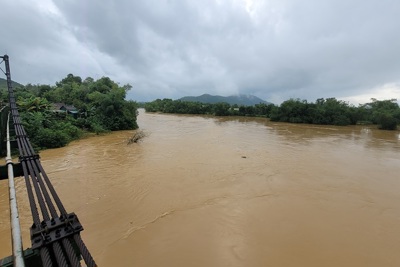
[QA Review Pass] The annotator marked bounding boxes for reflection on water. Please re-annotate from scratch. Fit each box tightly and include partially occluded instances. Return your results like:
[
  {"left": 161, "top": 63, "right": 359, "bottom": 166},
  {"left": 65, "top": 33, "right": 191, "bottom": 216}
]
[{"left": 1, "top": 110, "right": 400, "bottom": 267}]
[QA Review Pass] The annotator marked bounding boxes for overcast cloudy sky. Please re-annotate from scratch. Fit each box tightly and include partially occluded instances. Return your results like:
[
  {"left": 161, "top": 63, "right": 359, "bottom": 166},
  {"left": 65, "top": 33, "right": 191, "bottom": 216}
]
[{"left": 1, "top": 0, "right": 399, "bottom": 104}]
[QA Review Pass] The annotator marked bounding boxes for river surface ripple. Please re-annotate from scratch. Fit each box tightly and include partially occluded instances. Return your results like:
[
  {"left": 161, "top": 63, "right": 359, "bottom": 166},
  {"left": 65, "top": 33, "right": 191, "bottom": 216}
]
[{"left": 1, "top": 109, "right": 400, "bottom": 266}]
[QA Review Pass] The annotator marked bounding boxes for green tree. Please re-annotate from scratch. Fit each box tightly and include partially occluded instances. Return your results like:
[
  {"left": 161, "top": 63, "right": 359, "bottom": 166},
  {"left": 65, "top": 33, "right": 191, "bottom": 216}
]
[
  {"left": 212, "top": 102, "right": 231, "bottom": 116},
  {"left": 375, "top": 111, "right": 398, "bottom": 130},
  {"left": 16, "top": 74, "right": 139, "bottom": 148},
  {"left": 17, "top": 96, "right": 52, "bottom": 112},
  {"left": 365, "top": 99, "right": 399, "bottom": 130}
]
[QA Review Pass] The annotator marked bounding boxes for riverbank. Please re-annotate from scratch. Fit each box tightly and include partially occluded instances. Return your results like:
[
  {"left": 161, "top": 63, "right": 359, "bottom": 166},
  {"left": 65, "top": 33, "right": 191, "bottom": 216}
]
[{"left": 144, "top": 98, "right": 400, "bottom": 130}]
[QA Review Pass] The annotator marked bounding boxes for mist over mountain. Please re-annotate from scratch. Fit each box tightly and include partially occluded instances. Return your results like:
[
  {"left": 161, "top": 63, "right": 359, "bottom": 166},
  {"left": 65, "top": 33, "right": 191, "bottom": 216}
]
[{"left": 179, "top": 94, "right": 270, "bottom": 106}]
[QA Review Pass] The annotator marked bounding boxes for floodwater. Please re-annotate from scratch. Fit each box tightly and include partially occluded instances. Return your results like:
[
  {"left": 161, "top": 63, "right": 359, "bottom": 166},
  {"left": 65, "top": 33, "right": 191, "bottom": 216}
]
[{"left": 1, "top": 109, "right": 400, "bottom": 266}]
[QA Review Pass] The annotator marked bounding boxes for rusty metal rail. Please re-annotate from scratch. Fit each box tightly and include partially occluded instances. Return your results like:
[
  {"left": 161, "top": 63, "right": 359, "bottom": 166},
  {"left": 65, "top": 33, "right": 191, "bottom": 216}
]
[{"left": 1, "top": 55, "right": 96, "bottom": 267}]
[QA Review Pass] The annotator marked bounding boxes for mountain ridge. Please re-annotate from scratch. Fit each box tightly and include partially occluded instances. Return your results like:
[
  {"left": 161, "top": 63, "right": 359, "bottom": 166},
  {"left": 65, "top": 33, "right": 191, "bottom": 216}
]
[{"left": 179, "top": 94, "right": 270, "bottom": 106}]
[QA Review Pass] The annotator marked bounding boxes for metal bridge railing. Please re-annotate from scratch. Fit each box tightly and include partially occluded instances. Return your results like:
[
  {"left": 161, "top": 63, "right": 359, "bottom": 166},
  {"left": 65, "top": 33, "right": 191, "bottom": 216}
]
[{"left": 1, "top": 55, "right": 97, "bottom": 267}]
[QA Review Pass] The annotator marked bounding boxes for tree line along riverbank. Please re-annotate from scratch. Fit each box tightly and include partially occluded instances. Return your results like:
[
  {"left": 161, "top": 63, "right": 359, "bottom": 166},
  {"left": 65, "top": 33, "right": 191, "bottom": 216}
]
[
  {"left": 144, "top": 97, "right": 400, "bottom": 130},
  {"left": 0, "top": 74, "right": 138, "bottom": 150},
  {"left": 1, "top": 73, "right": 398, "bottom": 150}
]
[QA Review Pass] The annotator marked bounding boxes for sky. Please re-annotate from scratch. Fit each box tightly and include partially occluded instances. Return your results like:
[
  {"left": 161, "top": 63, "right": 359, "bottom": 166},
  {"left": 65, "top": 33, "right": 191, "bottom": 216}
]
[{"left": 1, "top": 0, "right": 399, "bottom": 105}]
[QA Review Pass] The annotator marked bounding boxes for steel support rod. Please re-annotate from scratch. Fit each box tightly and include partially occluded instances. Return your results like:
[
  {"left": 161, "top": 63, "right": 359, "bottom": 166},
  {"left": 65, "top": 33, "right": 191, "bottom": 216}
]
[{"left": 6, "top": 113, "right": 25, "bottom": 267}]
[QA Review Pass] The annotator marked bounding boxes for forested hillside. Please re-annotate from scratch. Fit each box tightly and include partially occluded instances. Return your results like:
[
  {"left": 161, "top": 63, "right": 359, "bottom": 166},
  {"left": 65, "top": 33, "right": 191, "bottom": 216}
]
[
  {"left": 0, "top": 77, "right": 23, "bottom": 89},
  {"left": 0, "top": 77, "right": 23, "bottom": 99}
]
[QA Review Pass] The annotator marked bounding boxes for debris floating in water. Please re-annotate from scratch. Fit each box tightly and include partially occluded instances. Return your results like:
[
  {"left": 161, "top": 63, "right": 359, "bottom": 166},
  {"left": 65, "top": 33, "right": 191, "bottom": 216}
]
[{"left": 128, "top": 130, "right": 146, "bottom": 144}]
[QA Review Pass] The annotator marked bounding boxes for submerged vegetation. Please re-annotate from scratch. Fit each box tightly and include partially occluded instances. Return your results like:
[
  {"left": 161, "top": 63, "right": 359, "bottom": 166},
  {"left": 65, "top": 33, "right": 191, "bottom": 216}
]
[
  {"left": 127, "top": 130, "right": 146, "bottom": 144},
  {"left": 1, "top": 74, "right": 138, "bottom": 150},
  {"left": 145, "top": 97, "right": 400, "bottom": 130}
]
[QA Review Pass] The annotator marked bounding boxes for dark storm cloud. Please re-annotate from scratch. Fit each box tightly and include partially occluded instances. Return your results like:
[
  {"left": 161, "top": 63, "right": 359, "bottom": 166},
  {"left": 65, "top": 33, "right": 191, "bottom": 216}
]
[
  {"left": 0, "top": 0, "right": 115, "bottom": 84},
  {"left": 1, "top": 0, "right": 400, "bottom": 104}
]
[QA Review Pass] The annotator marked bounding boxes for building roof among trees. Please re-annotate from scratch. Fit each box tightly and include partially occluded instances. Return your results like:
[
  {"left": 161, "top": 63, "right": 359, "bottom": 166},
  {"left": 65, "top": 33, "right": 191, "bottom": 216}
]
[{"left": 52, "top": 103, "right": 77, "bottom": 113}]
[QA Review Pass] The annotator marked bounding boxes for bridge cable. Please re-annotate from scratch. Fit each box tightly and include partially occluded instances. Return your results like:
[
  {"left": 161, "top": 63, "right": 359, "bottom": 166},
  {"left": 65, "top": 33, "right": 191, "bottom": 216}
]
[{"left": 2, "top": 55, "right": 97, "bottom": 267}]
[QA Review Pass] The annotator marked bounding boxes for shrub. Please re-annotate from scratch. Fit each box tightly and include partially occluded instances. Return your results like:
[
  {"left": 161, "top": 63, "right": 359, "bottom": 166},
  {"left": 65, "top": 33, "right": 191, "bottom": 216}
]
[
  {"left": 35, "top": 128, "right": 69, "bottom": 149},
  {"left": 377, "top": 113, "right": 398, "bottom": 130}
]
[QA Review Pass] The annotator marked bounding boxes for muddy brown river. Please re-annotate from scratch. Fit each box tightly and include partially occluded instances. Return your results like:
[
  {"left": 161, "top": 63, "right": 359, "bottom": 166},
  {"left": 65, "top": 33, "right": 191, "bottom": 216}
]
[{"left": 1, "top": 109, "right": 400, "bottom": 266}]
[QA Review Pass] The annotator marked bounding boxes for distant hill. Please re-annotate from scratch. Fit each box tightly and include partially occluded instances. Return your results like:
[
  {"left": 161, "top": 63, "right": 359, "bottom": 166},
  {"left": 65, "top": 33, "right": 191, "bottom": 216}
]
[
  {"left": 0, "top": 77, "right": 23, "bottom": 90},
  {"left": 179, "top": 94, "right": 270, "bottom": 106}
]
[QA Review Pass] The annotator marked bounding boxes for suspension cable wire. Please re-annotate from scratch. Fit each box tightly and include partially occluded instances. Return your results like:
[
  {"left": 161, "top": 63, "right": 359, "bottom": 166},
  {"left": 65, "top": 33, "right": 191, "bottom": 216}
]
[
  {"left": 73, "top": 235, "right": 97, "bottom": 267},
  {"left": 2, "top": 55, "right": 97, "bottom": 266},
  {"left": 62, "top": 238, "right": 82, "bottom": 267},
  {"left": 36, "top": 161, "right": 68, "bottom": 216},
  {"left": 40, "top": 248, "right": 53, "bottom": 267}
]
